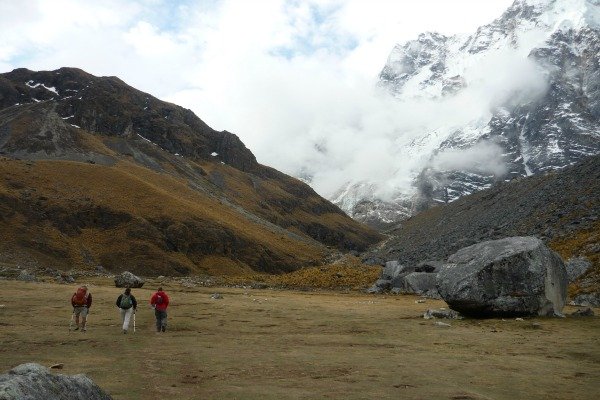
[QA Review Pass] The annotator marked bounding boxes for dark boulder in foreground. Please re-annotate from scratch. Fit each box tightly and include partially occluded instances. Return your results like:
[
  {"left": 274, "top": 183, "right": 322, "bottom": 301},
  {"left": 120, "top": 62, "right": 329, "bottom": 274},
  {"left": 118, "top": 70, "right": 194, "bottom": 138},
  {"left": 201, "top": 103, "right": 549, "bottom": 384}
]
[
  {"left": 437, "top": 237, "right": 568, "bottom": 317},
  {"left": 0, "top": 363, "right": 112, "bottom": 400}
]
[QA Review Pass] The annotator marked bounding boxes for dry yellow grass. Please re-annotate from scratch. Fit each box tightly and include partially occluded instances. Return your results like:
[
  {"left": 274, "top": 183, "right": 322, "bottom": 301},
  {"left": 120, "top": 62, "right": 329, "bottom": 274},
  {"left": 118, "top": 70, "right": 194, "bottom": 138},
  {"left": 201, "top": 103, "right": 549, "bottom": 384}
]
[
  {"left": 224, "top": 256, "right": 382, "bottom": 290},
  {"left": 0, "top": 158, "right": 328, "bottom": 275},
  {"left": 1, "top": 280, "right": 599, "bottom": 400}
]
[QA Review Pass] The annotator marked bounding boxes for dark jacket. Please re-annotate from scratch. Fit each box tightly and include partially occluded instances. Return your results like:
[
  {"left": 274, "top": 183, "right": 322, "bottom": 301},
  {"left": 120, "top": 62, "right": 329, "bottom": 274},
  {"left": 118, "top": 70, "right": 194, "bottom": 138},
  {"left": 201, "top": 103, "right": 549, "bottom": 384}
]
[{"left": 116, "top": 294, "right": 137, "bottom": 310}]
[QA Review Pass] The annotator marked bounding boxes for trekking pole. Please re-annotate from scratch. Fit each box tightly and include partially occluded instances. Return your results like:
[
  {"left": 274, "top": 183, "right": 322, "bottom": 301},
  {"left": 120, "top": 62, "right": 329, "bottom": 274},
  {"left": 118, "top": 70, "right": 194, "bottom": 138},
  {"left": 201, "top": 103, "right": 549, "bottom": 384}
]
[
  {"left": 133, "top": 310, "right": 136, "bottom": 333},
  {"left": 69, "top": 310, "right": 74, "bottom": 331}
]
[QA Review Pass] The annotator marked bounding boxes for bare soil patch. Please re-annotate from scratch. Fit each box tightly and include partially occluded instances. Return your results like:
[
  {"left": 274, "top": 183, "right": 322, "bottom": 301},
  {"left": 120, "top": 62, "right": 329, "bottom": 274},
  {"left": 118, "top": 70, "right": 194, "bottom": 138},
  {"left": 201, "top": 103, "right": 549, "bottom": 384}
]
[{"left": 1, "top": 280, "right": 599, "bottom": 399}]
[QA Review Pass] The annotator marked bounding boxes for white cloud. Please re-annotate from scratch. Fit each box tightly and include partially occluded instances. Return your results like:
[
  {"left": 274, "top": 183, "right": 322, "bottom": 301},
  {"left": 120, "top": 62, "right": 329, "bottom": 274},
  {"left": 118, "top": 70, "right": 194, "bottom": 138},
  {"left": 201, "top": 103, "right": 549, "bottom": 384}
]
[
  {"left": 1, "top": 0, "right": 518, "bottom": 200},
  {"left": 431, "top": 141, "right": 509, "bottom": 177}
]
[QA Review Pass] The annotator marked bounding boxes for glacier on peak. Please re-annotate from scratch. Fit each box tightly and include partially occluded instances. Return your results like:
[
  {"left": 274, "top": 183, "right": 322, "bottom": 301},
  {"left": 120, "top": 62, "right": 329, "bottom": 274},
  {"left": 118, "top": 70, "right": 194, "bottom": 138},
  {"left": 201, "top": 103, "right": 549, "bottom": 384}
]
[{"left": 330, "top": 0, "right": 600, "bottom": 227}]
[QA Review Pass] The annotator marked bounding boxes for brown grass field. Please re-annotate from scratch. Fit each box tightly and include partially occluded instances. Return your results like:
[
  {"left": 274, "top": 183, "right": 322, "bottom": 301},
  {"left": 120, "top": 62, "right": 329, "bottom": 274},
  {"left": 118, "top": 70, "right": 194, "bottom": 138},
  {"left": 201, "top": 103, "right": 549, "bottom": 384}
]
[{"left": 1, "top": 279, "right": 599, "bottom": 400}]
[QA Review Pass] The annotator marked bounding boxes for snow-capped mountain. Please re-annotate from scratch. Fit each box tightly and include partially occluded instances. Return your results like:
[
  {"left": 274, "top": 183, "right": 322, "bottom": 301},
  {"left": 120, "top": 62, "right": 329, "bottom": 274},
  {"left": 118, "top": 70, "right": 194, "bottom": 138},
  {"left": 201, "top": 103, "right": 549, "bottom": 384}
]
[{"left": 333, "top": 0, "right": 600, "bottom": 228}]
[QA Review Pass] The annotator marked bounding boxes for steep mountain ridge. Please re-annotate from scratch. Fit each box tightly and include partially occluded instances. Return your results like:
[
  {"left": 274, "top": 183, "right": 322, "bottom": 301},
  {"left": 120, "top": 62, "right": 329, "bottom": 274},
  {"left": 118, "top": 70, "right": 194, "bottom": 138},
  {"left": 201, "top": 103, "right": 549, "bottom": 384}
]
[
  {"left": 334, "top": 0, "right": 600, "bottom": 227},
  {"left": 0, "top": 68, "right": 382, "bottom": 275}
]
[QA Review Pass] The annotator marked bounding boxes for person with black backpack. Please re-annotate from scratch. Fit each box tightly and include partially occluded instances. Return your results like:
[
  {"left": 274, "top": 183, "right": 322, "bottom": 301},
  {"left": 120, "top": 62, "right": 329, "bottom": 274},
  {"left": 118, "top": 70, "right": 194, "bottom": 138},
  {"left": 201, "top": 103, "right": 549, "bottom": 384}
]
[
  {"left": 150, "top": 287, "right": 169, "bottom": 332},
  {"left": 116, "top": 287, "right": 137, "bottom": 334}
]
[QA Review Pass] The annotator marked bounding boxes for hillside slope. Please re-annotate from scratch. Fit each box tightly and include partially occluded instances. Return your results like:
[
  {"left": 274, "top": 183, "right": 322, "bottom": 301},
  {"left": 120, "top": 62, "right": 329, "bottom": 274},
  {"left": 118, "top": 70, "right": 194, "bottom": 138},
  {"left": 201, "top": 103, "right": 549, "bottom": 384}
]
[
  {"left": 0, "top": 68, "right": 382, "bottom": 275},
  {"left": 368, "top": 154, "right": 600, "bottom": 294}
]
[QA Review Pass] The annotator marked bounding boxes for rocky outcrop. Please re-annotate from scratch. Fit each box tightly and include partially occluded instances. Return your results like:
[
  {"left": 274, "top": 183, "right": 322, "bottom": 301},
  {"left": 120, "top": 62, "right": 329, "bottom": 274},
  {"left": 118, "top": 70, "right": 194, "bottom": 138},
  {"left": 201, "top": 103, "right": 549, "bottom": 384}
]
[
  {"left": 366, "top": 261, "right": 407, "bottom": 293},
  {"left": 367, "top": 260, "right": 441, "bottom": 297},
  {"left": 0, "top": 363, "right": 112, "bottom": 400},
  {"left": 571, "top": 293, "right": 600, "bottom": 307},
  {"left": 437, "top": 237, "right": 568, "bottom": 317},
  {"left": 114, "top": 271, "right": 144, "bottom": 288},
  {"left": 565, "top": 257, "right": 592, "bottom": 283},
  {"left": 391, "top": 272, "right": 437, "bottom": 296}
]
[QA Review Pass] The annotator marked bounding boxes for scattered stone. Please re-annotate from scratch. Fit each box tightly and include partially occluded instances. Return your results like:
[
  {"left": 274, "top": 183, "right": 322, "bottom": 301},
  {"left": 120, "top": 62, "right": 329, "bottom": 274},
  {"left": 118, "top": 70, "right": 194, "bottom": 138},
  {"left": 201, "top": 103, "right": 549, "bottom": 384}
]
[
  {"left": 17, "top": 270, "right": 36, "bottom": 282},
  {"left": 515, "top": 318, "right": 524, "bottom": 321},
  {"left": 95, "top": 265, "right": 107, "bottom": 274},
  {"left": 531, "top": 322, "right": 542, "bottom": 329},
  {"left": 250, "top": 282, "right": 268, "bottom": 289},
  {"left": 396, "top": 272, "right": 438, "bottom": 296},
  {"left": 415, "top": 299, "right": 426, "bottom": 304},
  {"left": 210, "top": 293, "right": 223, "bottom": 300},
  {"left": 565, "top": 257, "right": 592, "bottom": 283},
  {"left": 382, "top": 261, "right": 408, "bottom": 280},
  {"left": 570, "top": 293, "right": 600, "bottom": 307},
  {"left": 180, "top": 278, "right": 196, "bottom": 288},
  {"left": 571, "top": 307, "right": 594, "bottom": 317},
  {"left": 367, "top": 279, "right": 391, "bottom": 294},
  {"left": 434, "top": 321, "right": 451, "bottom": 327},
  {"left": 55, "top": 273, "right": 75, "bottom": 284},
  {"left": 0, "top": 362, "right": 112, "bottom": 399},
  {"left": 114, "top": 271, "right": 144, "bottom": 288},
  {"left": 367, "top": 261, "right": 411, "bottom": 293},
  {"left": 437, "top": 237, "right": 568, "bottom": 317},
  {"left": 49, "top": 364, "right": 64, "bottom": 369},
  {"left": 423, "top": 309, "right": 463, "bottom": 320}
]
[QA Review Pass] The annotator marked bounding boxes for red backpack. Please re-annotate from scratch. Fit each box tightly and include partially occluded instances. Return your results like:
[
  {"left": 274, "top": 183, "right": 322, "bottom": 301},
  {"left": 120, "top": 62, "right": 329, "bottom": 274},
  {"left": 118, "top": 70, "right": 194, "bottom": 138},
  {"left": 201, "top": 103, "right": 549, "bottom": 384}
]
[{"left": 72, "top": 287, "right": 88, "bottom": 306}]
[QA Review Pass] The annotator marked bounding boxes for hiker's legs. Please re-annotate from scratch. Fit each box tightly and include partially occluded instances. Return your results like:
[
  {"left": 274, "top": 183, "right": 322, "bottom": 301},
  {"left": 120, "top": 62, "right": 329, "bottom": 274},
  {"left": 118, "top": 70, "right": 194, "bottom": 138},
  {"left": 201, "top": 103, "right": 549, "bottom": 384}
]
[
  {"left": 155, "top": 309, "right": 161, "bottom": 332},
  {"left": 80, "top": 307, "right": 88, "bottom": 331},
  {"left": 155, "top": 310, "right": 167, "bottom": 332},
  {"left": 74, "top": 307, "right": 82, "bottom": 329},
  {"left": 122, "top": 308, "right": 133, "bottom": 331},
  {"left": 160, "top": 311, "right": 167, "bottom": 332}
]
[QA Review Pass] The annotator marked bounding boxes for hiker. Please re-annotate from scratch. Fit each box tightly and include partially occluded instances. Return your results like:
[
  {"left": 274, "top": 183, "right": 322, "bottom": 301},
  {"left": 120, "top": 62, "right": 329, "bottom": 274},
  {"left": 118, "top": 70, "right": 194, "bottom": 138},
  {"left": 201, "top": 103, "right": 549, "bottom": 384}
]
[
  {"left": 71, "top": 285, "right": 92, "bottom": 332},
  {"left": 150, "top": 287, "right": 169, "bottom": 332},
  {"left": 116, "top": 287, "right": 137, "bottom": 334}
]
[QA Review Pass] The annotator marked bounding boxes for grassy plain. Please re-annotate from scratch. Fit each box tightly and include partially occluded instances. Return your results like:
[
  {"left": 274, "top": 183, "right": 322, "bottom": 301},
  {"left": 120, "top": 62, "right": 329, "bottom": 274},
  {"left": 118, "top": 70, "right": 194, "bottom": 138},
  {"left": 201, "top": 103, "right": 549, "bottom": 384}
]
[{"left": 1, "top": 279, "right": 599, "bottom": 400}]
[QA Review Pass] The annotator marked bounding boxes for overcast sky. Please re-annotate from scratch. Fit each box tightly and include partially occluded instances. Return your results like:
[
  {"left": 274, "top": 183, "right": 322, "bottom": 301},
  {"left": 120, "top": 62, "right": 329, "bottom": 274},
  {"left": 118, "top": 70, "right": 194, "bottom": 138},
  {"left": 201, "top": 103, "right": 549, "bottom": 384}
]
[{"left": 0, "top": 0, "right": 516, "bottom": 197}]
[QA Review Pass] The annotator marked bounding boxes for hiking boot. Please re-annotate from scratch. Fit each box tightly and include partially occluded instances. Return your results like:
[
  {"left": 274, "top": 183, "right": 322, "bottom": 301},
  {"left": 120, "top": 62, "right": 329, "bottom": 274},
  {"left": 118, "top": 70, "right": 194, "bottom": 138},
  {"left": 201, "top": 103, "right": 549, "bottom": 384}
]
[
  {"left": 123, "top": 329, "right": 127, "bottom": 334},
  {"left": 161, "top": 326, "right": 166, "bottom": 332},
  {"left": 74, "top": 326, "right": 79, "bottom": 331}
]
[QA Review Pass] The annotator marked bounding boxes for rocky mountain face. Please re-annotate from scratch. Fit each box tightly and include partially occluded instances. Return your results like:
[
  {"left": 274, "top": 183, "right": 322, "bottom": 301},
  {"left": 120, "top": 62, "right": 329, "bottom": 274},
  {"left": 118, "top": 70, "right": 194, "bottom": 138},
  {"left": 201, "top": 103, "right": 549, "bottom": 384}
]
[
  {"left": 365, "top": 154, "right": 600, "bottom": 296},
  {"left": 0, "top": 67, "right": 381, "bottom": 276},
  {"left": 335, "top": 0, "right": 600, "bottom": 227}
]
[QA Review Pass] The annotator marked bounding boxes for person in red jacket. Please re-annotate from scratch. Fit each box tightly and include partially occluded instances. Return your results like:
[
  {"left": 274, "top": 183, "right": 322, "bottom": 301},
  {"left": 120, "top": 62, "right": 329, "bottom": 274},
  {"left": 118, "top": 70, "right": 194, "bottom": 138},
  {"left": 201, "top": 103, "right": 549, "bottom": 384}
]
[
  {"left": 150, "top": 287, "right": 169, "bottom": 332},
  {"left": 71, "top": 285, "right": 92, "bottom": 332}
]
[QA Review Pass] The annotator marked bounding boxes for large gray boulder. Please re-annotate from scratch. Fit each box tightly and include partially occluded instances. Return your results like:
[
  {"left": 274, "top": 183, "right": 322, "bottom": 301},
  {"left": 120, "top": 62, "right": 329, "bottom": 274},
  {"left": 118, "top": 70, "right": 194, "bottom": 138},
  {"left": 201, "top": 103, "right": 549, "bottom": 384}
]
[
  {"left": 0, "top": 363, "right": 112, "bottom": 399},
  {"left": 437, "top": 237, "right": 568, "bottom": 317},
  {"left": 114, "top": 271, "right": 144, "bottom": 288}
]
